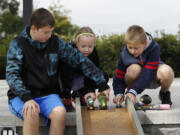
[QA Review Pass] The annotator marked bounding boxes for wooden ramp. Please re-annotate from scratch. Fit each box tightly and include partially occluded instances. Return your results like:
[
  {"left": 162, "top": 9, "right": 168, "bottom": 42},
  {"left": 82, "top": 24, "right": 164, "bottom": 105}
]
[{"left": 75, "top": 98, "right": 144, "bottom": 135}]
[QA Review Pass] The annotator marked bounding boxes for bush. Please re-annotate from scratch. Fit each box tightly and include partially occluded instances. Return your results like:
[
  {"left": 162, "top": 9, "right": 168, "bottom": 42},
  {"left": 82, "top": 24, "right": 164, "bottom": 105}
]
[
  {"left": 155, "top": 34, "right": 180, "bottom": 77},
  {"left": 96, "top": 34, "right": 125, "bottom": 77},
  {"left": 0, "top": 35, "right": 13, "bottom": 79}
]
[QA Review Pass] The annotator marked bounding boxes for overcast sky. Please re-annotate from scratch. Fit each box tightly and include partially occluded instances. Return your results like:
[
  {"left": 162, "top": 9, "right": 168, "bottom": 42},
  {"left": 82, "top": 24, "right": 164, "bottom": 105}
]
[{"left": 19, "top": 0, "right": 180, "bottom": 36}]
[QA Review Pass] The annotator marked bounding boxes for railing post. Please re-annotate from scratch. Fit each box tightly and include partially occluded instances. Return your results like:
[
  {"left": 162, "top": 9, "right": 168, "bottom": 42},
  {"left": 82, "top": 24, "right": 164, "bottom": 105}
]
[{"left": 23, "top": 0, "right": 33, "bottom": 26}]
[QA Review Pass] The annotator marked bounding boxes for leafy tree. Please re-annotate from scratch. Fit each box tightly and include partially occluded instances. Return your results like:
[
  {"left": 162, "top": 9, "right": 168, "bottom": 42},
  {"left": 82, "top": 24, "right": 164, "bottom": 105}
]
[
  {"left": 0, "top": 0, "right": 22, "bottom": 79},
  {"left": 49, "top": 2, "right": 79, "bottom": 42},
  {"left": 0, "top": 0, "right": 19, "bottom": 14},
  {"left": 0, "top": 11, "right": 23, "bottom": 37},
  {"left": 0, "top": 0, "right": 23, "bottom": 38}
]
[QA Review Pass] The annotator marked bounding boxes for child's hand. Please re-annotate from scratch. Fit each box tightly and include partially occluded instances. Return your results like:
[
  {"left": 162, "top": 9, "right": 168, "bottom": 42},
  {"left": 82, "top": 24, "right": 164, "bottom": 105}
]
[
  {"left": 113, "top": 94, "right": 124, "bottom": 105},
  {"left": 84, "top": 92, "right": 96, "bottom": 101},
  {"left": 97, "top": 88, "right": 110, "bottom": 100},
  {"left": 23, "top": 99, "right": 40, "bottom": 119},
  {"left": 125, "top": 93, "right": 136, "bottom": 105}
]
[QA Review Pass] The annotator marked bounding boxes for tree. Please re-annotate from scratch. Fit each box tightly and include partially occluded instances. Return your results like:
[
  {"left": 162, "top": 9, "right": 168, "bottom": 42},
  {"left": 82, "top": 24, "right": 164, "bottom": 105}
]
[
  {"left": 0, "top": 0, "right": 22, "bottom": 79},
  {"left": 0, "top": 0, "right": 19, "bottom": 14},
  {"left": 49, "top": 1, "right": 79, "bottom": 42},
  {"left": 0, "top": 0, "right": 23, "bottom": 38}
]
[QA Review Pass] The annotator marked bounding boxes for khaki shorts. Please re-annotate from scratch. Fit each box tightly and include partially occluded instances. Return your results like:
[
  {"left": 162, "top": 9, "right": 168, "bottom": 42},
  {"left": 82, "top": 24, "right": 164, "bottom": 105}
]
[
  {"left": 147, "top": 62, "right": 164, "bottom": 89},
  {"left": 147, "top": 78, "right": 160, "bottom": 89}
]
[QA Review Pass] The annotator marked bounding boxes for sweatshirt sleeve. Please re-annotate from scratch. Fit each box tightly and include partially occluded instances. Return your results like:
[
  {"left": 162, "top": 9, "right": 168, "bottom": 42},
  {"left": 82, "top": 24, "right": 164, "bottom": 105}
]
[
  {"left": 6, "top": 39, "right": 33, "bottom": 102},
  {"left": 113, "top": 55, "right": 126, "bottom": 95},
  {"left": 57, "top": 37, "right": 106, "bottom": 85},
  {"left": 130, "top": 44, "right": 160, "bottom": 95},
  {"left": 82, "top": 48, "right": 110, "bottom": 93}
]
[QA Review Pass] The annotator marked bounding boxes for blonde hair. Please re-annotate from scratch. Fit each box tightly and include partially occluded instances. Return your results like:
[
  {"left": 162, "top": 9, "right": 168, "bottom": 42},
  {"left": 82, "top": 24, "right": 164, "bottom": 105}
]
[
  {"left": 74, "top": 27, "right": 95, "bottom": 43},
  {"left": 125, "top": 25, "right": 146, "bottom": 44}
]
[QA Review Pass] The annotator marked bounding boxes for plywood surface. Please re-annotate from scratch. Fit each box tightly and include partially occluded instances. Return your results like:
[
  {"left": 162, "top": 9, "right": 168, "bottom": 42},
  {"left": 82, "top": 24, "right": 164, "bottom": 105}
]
[{"left": 82, "top": 108, "right": 138, "bottom": 135}]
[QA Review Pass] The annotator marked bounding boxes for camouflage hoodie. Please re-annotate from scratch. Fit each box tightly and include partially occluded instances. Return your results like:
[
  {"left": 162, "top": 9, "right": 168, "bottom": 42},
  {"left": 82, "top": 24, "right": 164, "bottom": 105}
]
[{"left": 6, "top": 26, "right": 106, "bottom": 102}]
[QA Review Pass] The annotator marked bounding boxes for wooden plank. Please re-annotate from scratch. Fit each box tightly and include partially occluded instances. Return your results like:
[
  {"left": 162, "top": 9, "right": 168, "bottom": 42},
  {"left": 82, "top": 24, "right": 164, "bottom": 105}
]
[
  {"left": 82, "top": 107, "right": 138, "bottom": 135},
  {"left": 126, "top": 98, "right": 144, "bottom": 135},
  {"left": 75, "top": 97, "right": 83, "bottom": 135}
]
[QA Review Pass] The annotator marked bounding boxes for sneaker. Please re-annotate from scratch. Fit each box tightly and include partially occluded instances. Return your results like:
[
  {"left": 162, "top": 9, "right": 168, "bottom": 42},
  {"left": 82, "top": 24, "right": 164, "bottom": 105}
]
[
  {"left": 62, "top": 98, "right": 74, "bottom": 111},
  {"left": 159, "top": 90, "right": 172, "bottom": 105},
  {"left": 70, "top": 97, "right": 86, "bottom": 108},
  {"left": 71, "top": 91, "right": 87, "bottom": 106},
  {"left": 80, "top": 96, "right": 87, "bottom": 106}
]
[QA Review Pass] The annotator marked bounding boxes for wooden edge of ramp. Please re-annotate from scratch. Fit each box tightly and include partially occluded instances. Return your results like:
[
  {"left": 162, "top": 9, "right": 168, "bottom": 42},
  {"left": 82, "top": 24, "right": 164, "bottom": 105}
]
[
  {"left": 75, "top": 97, "right": 83, "bottom": 135},
  {"left": 126, "top": 97, "right": 144, "bottom": 135}
]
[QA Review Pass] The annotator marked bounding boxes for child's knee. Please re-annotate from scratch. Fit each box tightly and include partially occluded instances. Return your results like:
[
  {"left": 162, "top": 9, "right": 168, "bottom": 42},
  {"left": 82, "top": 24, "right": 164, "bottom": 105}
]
[
  {"left": 125, "top": 64, "right": 142, "bottom": 80},
  {"left": 157, "top": 64, "right": 174, "bottom": 80},
  {"left": 23, "top": 109, "right": 39, "bottom": 121},
  {"left": 49, "top": 106, "right": 66, "bottom": 120}
]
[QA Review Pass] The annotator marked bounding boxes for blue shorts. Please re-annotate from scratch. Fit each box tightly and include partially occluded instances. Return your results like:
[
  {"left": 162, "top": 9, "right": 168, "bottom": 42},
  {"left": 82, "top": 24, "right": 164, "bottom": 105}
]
[{"left": 8, "top": 94, "right": 64, "bottom": 126}]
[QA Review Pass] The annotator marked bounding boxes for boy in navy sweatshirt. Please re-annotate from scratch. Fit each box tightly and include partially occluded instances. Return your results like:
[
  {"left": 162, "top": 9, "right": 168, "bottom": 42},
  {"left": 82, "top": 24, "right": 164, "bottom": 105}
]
[{"left": 113, "top": 25, "right": 174, "bottom": 105}]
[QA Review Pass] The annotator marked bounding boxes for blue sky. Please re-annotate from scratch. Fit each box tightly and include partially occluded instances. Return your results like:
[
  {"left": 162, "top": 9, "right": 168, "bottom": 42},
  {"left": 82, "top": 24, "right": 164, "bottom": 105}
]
[{"left": 19, "top": 0, "right": 180, "bottom": 36}]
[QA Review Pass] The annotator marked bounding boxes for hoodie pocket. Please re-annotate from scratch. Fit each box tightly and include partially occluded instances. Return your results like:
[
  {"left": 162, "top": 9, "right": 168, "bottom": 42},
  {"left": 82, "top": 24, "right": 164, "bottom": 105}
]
[{"left": 44, "top": 53, "right": 58, "bottom": 76}]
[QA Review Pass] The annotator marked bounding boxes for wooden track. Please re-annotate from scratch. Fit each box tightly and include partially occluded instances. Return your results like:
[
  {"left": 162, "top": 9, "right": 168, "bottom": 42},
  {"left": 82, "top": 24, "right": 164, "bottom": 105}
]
[
  {"left": 82, "top": 108, "right": 138, "bottom": 135},
  {"left": 75, "top": 98, "right": 144, "bottom": 135}
]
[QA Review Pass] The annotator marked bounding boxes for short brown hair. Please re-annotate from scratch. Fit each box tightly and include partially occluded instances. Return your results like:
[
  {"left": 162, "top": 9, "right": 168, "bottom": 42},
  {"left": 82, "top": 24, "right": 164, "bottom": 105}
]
[
  {"left": 74, "top": 26, "right": 95, "bottom": 43},
  {"left": 30, "top": 8, "right": 55, "bottom": 29},
  {"left": 125, "top": 25, "right": 146, "bottom": 44}
]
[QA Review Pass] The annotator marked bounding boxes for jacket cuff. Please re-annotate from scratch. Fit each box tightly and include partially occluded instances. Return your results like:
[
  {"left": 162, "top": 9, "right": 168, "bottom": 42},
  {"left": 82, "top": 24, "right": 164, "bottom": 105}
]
[
  {"left": 98, "top": 83, "right": 110, "bottom": 92},
  {"left": 115, "top": 93, "right": 124, "bottom": 96},
  {"left": 128, "top": 89, "right": 137, "bottom": 96},
  {"left": 21, "top": 93, "right": 33, "bottom": 102},
  {"left": 114, "top": 90, "right": 124, "bottom": 96}
]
